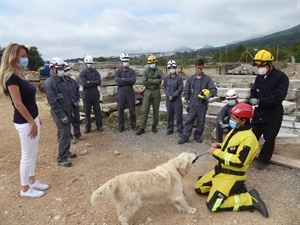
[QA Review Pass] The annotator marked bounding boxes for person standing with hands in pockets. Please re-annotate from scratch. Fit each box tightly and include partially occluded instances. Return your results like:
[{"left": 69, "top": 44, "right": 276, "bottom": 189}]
[
  {"left": 0, "top": 43, "right": 49, "bottom": 198},
  {"left": 162, "top": 60, "right": 184, "bottom": 135}
]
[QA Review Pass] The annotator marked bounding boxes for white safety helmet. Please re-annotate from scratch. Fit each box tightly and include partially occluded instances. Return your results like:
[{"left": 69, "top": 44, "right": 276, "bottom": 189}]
[
  {"left": 119, "top": 53, "right": 129, "bottom": 62},
  {"left": 226, "top": 89, "right": 238, "bottom": 99},
  {"left": 167, "top": 60, "right": 177, "bottom": 68},
  {"left": 64, "top": 62, "right": 70, "bottom": 71},
  {"left": 84, "top": 55, "right": 94, "bottom": 64},
  {"left": 49, "top": 57, "right": 65, "bottom": 68}
]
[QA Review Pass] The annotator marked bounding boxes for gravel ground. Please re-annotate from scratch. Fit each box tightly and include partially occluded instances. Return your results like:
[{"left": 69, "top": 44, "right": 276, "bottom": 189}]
[{"left": 0, "top": 95, "right": 299, "bottom": 225}]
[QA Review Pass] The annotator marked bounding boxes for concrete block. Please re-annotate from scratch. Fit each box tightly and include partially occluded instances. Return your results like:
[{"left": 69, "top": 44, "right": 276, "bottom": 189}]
[{"left": 283, "top": 100, "right": 297, "bottom": 114}]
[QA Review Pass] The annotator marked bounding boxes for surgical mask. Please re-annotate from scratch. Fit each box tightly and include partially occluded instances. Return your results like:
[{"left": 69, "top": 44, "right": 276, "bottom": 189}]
[
  {"left": 122, "top": 62, "right": 129, "bottom": 67},
  {"left": 169, "top": 69, "right": 176, "bottom": 74},
  {"left": 86, "top": 63, "right": 93, "bottom": 69},
  {"left": 57, "top": 70, "right": 65, "bottom": 77},
  {"left": 228, "top": 100, "right": 236, "bottom": 106},
  {"left": 195, "top": 69, "right": 203, "bottom": 75},
  {"left": 258, "top": 67, "right": 267, "bottom": 75},
  {"left": 64, "top": 71, "right": 71, "bottom": 76},
  {"left": 149, "top": 64, "right": 156, "bottom": 69},
  {"left": 17, "top": 57, "right": 29, "bottom": 68},
  {"left": 229, "top": 120, "right": 237, "bottom": 129}
]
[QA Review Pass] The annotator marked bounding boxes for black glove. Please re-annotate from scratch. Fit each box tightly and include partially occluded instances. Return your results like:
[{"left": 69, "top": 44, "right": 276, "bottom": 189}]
[{"left": 157, "top": 75, "right": 161, "bottom": 79}]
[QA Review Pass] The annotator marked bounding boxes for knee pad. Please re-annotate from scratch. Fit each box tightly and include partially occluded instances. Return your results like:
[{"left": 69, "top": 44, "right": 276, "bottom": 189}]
[{"left": 206, "top": 191, "right": 227, "bottom": 211}]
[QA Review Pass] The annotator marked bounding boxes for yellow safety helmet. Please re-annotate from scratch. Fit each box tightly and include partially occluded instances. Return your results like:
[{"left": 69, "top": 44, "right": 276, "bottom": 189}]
[
  {"left": 198, "top": 89, "right": 210, "bottom": 99},
  {"left": 253, "top": 49, "right": 274, "bottom": 66},
  {"left": 147, "top": 55, "right": 157, "bottom": 64}
]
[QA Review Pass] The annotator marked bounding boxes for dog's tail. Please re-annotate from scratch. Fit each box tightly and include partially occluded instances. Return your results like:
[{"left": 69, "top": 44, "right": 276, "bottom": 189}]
[{"left": 90, "top": 178, "right": 116, "bottom": 206}]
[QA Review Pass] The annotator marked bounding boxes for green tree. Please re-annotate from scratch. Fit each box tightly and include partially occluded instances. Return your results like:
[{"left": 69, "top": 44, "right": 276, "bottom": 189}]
[
  {"left": 290, "top": 41, "right": 300, "bottom": 62},
  {"left": 28, "top": 46, "right": 44, "bottom": 71}
]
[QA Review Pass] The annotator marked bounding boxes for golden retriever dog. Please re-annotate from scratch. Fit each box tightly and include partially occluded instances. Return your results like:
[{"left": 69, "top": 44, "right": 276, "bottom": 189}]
[{"left": 90, "top": 152, "right": 198, "bottom": 225}]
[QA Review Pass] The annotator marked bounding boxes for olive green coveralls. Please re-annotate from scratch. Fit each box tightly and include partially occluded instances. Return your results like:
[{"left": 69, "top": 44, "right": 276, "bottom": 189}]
[{"left": 139, "top": 67, "right": 164, "bottom": 130}]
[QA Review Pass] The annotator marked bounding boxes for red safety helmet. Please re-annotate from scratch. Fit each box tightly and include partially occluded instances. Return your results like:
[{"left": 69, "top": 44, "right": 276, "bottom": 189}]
[{"left": 231, "top": 103, "right": 253, "bottom": 119}]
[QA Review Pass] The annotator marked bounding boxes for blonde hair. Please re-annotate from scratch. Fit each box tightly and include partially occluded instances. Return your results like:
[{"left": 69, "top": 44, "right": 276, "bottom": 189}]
[{"left": 0, "top": 43, "right": 28, "bottom": 96}]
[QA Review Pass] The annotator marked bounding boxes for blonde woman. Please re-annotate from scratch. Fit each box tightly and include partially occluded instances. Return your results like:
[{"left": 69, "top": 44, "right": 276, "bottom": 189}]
[{"left": 0, "top": 43, "right": 49, "bottom": 198}]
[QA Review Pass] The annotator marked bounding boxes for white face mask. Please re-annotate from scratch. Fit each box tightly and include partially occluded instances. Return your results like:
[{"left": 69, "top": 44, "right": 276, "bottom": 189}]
[
  {"left": 227, "top": 100, "right": 236, "bottom": 106},
  {"left": 57, "top": 70, "right": 65, "bottom": 77},
  {"left": 149, "top": 64, "right": 156, "bottom": 69},
  {"left": 258, "top": 67, "right": 267, "bottom": 75},
  {"left": 122, "top": 62, "right": 129, "bottom": 67},
  {"left": 169, "top": 68, "right": 176, "bottom": 74},
  {"left": 64, "top": 71, "right": 71, "bottom": 76},
  {"left": 86, "top": 63, "right": 93, "bottom": 69}
]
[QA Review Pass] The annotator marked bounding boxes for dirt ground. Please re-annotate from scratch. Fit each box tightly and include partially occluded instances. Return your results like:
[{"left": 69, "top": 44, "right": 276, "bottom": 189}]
[{"left": 0, "top": 94, "right": 299, "bottom": 225}]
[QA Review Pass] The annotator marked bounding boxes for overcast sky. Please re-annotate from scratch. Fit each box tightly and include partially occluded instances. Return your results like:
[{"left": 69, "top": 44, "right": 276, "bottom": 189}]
[{"left": 1, "top": 0, "right": 299, "bottom": 61}]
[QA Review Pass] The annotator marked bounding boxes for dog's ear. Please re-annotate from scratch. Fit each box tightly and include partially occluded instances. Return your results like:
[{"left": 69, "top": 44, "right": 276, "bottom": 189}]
[{"left": 175, "top": 153, "right": 192, "bottom": 176}]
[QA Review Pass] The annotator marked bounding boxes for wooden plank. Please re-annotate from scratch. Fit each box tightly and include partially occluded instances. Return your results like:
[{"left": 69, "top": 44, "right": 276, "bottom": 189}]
[
  {"left": 270, "top": 154, "right": 300, "bottom": 169},
  {"left": 273, "top": 144, "right": 300, "bottom": 159}
]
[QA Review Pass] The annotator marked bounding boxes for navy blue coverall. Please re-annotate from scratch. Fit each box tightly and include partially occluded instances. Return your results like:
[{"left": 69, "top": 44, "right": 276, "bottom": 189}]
[
  {"left": 250, "top": 67, "right": 289, "bottom": 164},
  {"left": 215, "top": 103, "right": 235, "bottom": 143},
  {"left": 44, "top": 74, "right": 72, "bottom": 163},
  {"left": 114, "top": 66, "right": 137, "bottom": 131},
  {"left": 162, "top": 73, "right": 184, "bottom": 134},
  {"left": 79, "top": 68, "right": 102, "bottom": 132},
  {"left": 182, "top": 74, "right": 217, "bottom": 142},
  {"left": 65, "top": 77, "right": 82, "bottom": 139}
]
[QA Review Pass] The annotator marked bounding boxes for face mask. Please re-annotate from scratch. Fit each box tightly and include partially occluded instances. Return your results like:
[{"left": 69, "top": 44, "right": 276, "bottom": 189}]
[
  {"left": 86, "top": 63, "right": 93, "bottom": 69},
  {"left": 17, "top": 57, "right": 29, "bottom": 68},
  {"left": 122, "top": 62, "right": 129, "bottom": 67},
  {"left": 57, "top": 70, "right": 65, "bottom": 77},
  {"left": 195, "top": 69, "right": 203, "bottom": 75},
  {"left": 228, "top": 100, "right": 236, "bottom": 106},
  {"left": 229, "top": 120, "right": 237, "bottom": 129},
  {"left": 169, "top": 69, "right": 176, "bottom": 74},
  {"left": 64, "top": 71, "right": 71, "bottom": 76},
  {"left": 149, "top": 64, "right": 156, "bottom": 69},
  {"left": 258, "top": 67, "right": 267, "bottom": 75}
]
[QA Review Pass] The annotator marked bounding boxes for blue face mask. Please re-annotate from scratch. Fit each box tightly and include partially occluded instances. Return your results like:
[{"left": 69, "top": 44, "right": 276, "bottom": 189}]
[
  {"left": 57, "top": 70, "right": 65, "bottom": 77},
  {"left": 17, "top": 57, "right": 29, "bottom": 68},
  {"left": 86, "top": 63, "right": 93, "bottom": 69},
  {"left": 122, "top": 62, "right": 129, "bottom": 67},
  {"left": 64, "top": 71, "right": 71, "bottom": 76},
  {"left": 149, "top": 64, "right": 156, "bottom": 69},
  {"left": 229, "top": 120, "right": 237, "bottom": 129},
  {"left": 228, "top": 100, "right": 236, "bottom": 106}
]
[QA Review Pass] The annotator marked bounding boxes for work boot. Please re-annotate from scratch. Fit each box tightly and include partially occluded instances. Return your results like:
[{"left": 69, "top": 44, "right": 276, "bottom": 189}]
[
  {"left": 249, "top": 189, "right": 269, "bottom": 218},
  {"left": 178, "top": 137, "right": 187, "bottom": 144},
  {"left": 136, "top": 128, "right": 145, "bottom": 135},
  {"left": 152, "top": 126, "right": 157, "bottom": 133},
  {"left": 195, "top": 137, "right": 203, "bottom": 143},
  {"left": 256, "top": 162, "right": 267, "bottom": 170}
]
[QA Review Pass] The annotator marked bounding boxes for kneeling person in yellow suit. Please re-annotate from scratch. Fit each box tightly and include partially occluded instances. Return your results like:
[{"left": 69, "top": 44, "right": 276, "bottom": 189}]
[{"left": 194, "top": 103, "right": 269, "bottom": 218}]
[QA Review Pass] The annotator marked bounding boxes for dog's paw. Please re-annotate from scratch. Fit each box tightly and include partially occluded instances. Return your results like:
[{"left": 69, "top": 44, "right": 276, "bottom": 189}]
[{"left": 187, "top": 207, "right": 197, "bottom": 214}]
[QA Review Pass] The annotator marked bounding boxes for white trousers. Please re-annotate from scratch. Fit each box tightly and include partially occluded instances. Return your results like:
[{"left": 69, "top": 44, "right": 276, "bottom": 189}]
[{"left": 14, "top": 117, "right": 40, "bottom": 186}]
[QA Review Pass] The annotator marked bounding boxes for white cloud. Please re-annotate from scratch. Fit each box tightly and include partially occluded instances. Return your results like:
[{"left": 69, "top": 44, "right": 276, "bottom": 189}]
[{"left": 1, "top": 0, "right": 299, "bottom": 60}]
